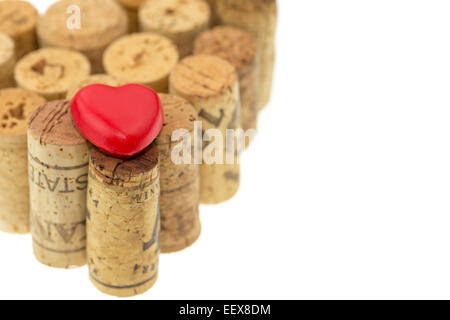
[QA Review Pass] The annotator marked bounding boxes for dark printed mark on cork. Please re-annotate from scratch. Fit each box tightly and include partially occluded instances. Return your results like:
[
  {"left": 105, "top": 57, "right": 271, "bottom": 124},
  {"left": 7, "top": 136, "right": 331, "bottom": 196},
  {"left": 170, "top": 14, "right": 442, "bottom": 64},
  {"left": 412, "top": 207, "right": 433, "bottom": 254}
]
[
  {"left": 28, "top": 152, "right": 89, "bottom": 171},
  {"left": 29, "top": 164, "right": 88, "bottom": 193},
  {"left": 143, "top": 196, "right": 160, "bottom": 253},
  {"left": 199, "top": 108, "right": 225, "bottom": 127},
  {"left": 90, "top": 272, "right": 158, "bottom": 290}
]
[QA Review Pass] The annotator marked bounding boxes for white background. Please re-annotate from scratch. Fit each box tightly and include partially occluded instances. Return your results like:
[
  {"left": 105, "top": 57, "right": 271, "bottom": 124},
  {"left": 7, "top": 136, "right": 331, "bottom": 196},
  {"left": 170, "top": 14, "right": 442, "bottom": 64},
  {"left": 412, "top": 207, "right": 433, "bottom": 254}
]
[{"left": 1, "top": 0, "right": 450, "bottom": 299}]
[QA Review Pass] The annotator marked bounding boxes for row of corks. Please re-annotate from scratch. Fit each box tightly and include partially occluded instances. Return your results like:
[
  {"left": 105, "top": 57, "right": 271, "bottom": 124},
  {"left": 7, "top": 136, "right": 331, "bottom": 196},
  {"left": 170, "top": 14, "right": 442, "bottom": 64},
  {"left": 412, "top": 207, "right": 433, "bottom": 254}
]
[{"left": 0, "top": 0, "right": 277, "bottom": 297}]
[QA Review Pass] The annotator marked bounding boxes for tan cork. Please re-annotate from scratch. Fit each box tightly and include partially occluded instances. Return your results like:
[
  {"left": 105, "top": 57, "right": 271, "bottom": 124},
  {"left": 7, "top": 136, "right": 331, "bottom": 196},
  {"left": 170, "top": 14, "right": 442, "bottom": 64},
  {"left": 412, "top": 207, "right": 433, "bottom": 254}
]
[
  {"left": 194, "top": 26, "right": 259, "bottom": 138},
  {"left": 66, "top": 74, "right": 126, "bottom": 100},
  {"left": 27, "top": 100, "right": 89, "bottom": 268},
  {"left": 169, "top": 55, "right": 241, "bottom": 204},
  {"left": 0, "top": 0, "right": 38, "bottom": 59},
  {"left": 103, "top": 33, "right": 179, "bottom": 93},
  {"left": 0, "top": 88, "right": 45, "bottom": 234},
  {"left": 117, "top": 0, "right": 145, "bottom": 33},
  {"left": 87, "top": 144, "right": 160, "bottom": 297},
  {"left": 38, "top": 0, "right": 128, "bottom": 73},
  {"left": 14, "top": 48, "right": 91, "bottom": 101},
  {"left": 0, "top": 32, "right": 15, "bottom": 89},
  {"left": 156, "top": 94, "right": 200, "bottom": 253},
  {"left": 139, "top": 0, "right": 210, "bottom": 58},
  {"left": 217, "top": 0, "right": 277, "bottom": 109}
]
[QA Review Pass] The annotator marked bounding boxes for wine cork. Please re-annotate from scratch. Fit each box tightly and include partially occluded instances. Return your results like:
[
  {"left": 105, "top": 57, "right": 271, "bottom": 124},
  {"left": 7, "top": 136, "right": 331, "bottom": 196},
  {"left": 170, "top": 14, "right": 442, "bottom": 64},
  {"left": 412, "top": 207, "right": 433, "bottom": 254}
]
[
  {"left": 0, "top": 88, "right": 45, "bottom": 234},
  {"left": 194, "top": 26, "right": 259, "bottom": 137},
  {"left": 37, "top": 0, "right": 128, "bottom": 73},
  {"left": 117, "top": 0, "right": 145, "bottom": 33},
  {"left": 103, "top": 33, "right": 179, "bottom": 93},
  {"left": 0, "top": 32, "right": 15, "bottom": 89},
  {"left": 169, "top": 55, "right": 240, "bottom": 204},
  {"left": 28, "top": 100, "right": 89, "bottom": 268},
  {"left": 156, "top": 94, "right": 200, "bottom": 253},
  {"left": 66, "top": 74, "right": 126, "bottom": 100},
  {"left": 216, "top": 0, "right": 277, "bottom": 109},
  {"left": 138, "top": 0, "right": 210, "bottom": 58},
  {"left": 206, "top": 0, "right": 218, "bottom": 26},
  {"left": 14, "top": 48, "right": 91, "bottom": 101},
  {"left": 0, "top": 0, "right": 38, "bottom": 59},
  {"left": 87, "top": 144, "right": 160, "bottom": 297}
]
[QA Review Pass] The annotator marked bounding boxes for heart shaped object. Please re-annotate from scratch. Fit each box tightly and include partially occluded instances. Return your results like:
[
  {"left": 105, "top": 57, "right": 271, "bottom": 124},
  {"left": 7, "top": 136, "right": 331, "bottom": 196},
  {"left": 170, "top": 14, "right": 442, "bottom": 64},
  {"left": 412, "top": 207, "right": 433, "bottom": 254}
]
[{"left": 71, "top": 84, "right": 163, "bottom": 159}]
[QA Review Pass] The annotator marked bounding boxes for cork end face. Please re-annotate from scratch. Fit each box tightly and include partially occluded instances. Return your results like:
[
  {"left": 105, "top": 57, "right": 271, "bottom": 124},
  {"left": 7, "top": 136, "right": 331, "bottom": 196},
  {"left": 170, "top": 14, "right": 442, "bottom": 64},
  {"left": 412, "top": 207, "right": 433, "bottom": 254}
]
[
  {"left": 66, "top": 74, "right": 126, "bottom": 100},
  {"left": 194, "top": 26, "right": 257, "bottom": 72},
  {"left": 90, "top": 143, "right": 159, "bottom": 182},
  {"left": 0, "top": 88, "right": 46, "bottom": 137},
  {"left": 0, "top": 0, "right": 38, "bottom": 37},
  {"left": 28, "top": 100, "right": 86, "bottom": 146},
  {"left": 170, "top": 54, "right": 237, "bottom": 98}
]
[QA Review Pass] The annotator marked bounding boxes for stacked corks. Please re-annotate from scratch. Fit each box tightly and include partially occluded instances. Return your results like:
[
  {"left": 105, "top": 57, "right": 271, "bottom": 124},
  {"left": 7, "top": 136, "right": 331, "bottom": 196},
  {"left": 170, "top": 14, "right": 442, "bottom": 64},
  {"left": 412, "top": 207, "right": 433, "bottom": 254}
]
[{"left": 0, "top": 0, "right": 277, "bottom": 297}]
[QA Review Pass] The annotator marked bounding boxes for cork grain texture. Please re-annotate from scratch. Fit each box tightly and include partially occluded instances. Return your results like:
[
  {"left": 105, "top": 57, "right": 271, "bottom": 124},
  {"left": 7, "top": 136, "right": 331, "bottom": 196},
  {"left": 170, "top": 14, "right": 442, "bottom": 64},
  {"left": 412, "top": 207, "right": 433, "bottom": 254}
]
[
  {"left": 87, "top": 145, "right": 160, "bottom": 297},
  {"left": 38, "top": 0, "right": 128, "bottom": 73},
  {"left": 139, "top": 0, "right": 210, "bottom": 58},
  {"left": 156, "top": 94, "right": 201, "bottom": 252},
  {"left": 0, "top": 88, "right": 46, "bottom": 234},
  {"left": 0, "top": 32, "right": 16, "bottom": 89},
  {"left": 15, "top": 48, "right": 91, "bottom": 101},
  {"left": 28, "top": 100, "right": 90, "bottom": 268},
  {"left": 103, "top": 33, "right": 179, "bottom": 93},
  {"left": 66, "top": 74, "right": 126, "bottom": 100},
  {"left": 0, "top": 0, "right": 38, "bottom": 58}
]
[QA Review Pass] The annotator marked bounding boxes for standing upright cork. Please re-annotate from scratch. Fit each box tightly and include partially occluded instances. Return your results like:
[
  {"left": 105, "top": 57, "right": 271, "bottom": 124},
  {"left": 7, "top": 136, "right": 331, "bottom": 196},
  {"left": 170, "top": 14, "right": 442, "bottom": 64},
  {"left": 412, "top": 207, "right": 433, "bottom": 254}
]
[
  {"left": 0, "top": 0, "right": 38, "bottom": 59},
  {"left": 66, "top": 74, "right": 125, "bottom": 100},
  {"left": 216, "top": 0, "right": 277, "bottom": 109},
  {"left": 117, "top": 0, "right": 145, "bottom": 33},
  {"left": 157, "top": 94, "right": 201, "bottom": 253},
  {"left": 206, "top": 0, "right": 218, "bottom": 26},
  {"left": 28, "top": 100, "right": 89, "bottom": 268},
  {"left": 139, "top": 0, "right": 210, "bottom": 58},
  {"left": 103, "top": 33, "right": 179, "bottom": 93},
  {"left": 0, "top": 32, "right": 15, "bottom": 89},
  {"left": 37, "top": 0, "right": 128, "bottom": 73},
  {"left": 170, "top": 55, "right": 241, "bottom": 204},
  {"left": 0, "top": 88, "right": 46, "bottom": 234},
  {"left": 87, "top": 144, "right": 160, "bottom": 297},
  {"left": 195, "top": 26, "right": 259, "bottom": 139}
]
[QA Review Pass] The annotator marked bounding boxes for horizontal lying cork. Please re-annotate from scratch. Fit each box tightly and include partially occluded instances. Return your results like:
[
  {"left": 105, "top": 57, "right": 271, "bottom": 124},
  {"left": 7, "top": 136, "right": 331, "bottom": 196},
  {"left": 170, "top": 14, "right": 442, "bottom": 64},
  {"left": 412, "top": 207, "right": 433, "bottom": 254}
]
[
  {"left": 170, "top": 55, "right": 241, "bottom": 204},
  {"left": 195, "top": 26, "right": 259, "bottom": 139},
  {"left": 156, "top": 94, "right": 201, "bottom": 253},
  {"left": 66, "top": 74, "right": 126, "bottom": 100},
  {"left": 139, "top": 0, "right": 210, "bottom": 58},
  {"left": 87, "top": 144, "right": 160, "bottom": 297},
  {"left": 38, "top": 0, "right": 128, "bottom": 73},
  {"left": 0, "top": 0, "right": 38, "bottom": 58},
  {"left": 117, "top": 0, "right": 145, "bottom": 33},
  {"left": 104, "top": 33, "right": 179, "bottom": 93},
  {"left": 28, "top": 100, "right": 90, "bottom": 268},
  {"left": 216, "top": 0, "right": 277, "bottom": 109},
  {"left": 0, "top": 88, "right": 46, "bottom": 234},
  {"left": 15, "top": 48, "right": 91, "bottom": 101},
  {"left": 0, "top": 33, "right": 15, "bottom": 89}
]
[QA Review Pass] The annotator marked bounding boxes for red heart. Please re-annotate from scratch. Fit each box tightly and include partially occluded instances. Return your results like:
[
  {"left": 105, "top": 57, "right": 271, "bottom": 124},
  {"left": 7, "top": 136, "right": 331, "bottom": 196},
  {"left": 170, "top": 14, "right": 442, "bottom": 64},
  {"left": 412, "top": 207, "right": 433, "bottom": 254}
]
[{"left": 71, "top": 84, "right": 163, "bottom": 159}]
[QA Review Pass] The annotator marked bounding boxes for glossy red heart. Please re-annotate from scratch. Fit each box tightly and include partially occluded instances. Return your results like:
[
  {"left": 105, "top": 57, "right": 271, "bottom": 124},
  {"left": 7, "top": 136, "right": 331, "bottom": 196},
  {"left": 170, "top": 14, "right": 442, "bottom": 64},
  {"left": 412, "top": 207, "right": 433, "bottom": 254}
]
[{"left": 71, "top": 84, "right": 163, "bottom": 159}]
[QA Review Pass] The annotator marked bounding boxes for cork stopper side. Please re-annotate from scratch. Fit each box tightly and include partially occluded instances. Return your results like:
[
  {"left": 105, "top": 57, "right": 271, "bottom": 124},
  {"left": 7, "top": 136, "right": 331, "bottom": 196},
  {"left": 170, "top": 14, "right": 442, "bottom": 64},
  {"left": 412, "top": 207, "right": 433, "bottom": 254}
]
[
  {"left": 157, "top": 94, "right": 198, "bottom": 145},
  {"left": 0, "top": 88, "right": 46, "bottom": 136},
  {"left": 194, "top": 26, "right": 257, "bottom": 73},
  {"left": 0, "top": 0, "right": 38, "bottom": 38},
  {"left": 90, "top": 143, "right": 159, "bottom": 183},
  {"left": 103, "top": 33, "right": 179, "bottom": 87},
  {"left": 218, "top": 0, "right": 277, "bottom": 13},
  {"left": 119, "top": 0, "right": 145, "bottom": 9},
  {"left": 28, "top": 100, "right": 86, "bottom": 146},
  {"left": 14, "top": 48, "right": 91, "bottom": 99},
  {"left": 169, "top": 54, "right": 236, "bottom": 98},
  {"left": 66, "top": 74, "right": 126, "bottom": 100},
  {"left": 0, "top": 32, "right": 14, "bottom": 65}
]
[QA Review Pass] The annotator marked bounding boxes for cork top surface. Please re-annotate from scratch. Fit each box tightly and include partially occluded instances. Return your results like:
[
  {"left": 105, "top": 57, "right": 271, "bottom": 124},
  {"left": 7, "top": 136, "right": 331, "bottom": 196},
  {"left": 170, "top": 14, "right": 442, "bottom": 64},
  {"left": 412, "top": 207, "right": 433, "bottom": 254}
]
[
  {"left": 103, "top": 33, "right": 179, "bottom": 85},
  {"left": 170, "top": 54, "right": 236, "bottom": 98},
  {"left": 28, "top": 100, "right": 86, "bottom": 146},
  {"left": 90, "top": 143, "right": 159, "bottom": 179},
  {"left": 118, "top": 0, "right": 145, "bottom": 9},
  {"left": 139, "top": 0, "right": 210, "bottom": 33},
  {"left": 194, "top": 26, "right": 257, "bottom": 72},
  {"left": 218, "top": 0, "right": 276, "bottom": 12},
  {"left": 0, "top": 0, "right": 38, "bottom": 37},
  {"left": 14, "top": 48, "right": 91, "bottom": 96},
  {"left": 157, "top": 94, "right": 197, "bottom": 142},
  {"left": 37, "top": 0, "right": 128, "bottom": 51},
  {"left": 66, "top": 74, "right": 126, "bottom": 100},
  {"left": 0, "top": 32, "right": 14, "bottom": 64},
  {"left": 0, "top": 88, "right": 46, "bottom": 136}
]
